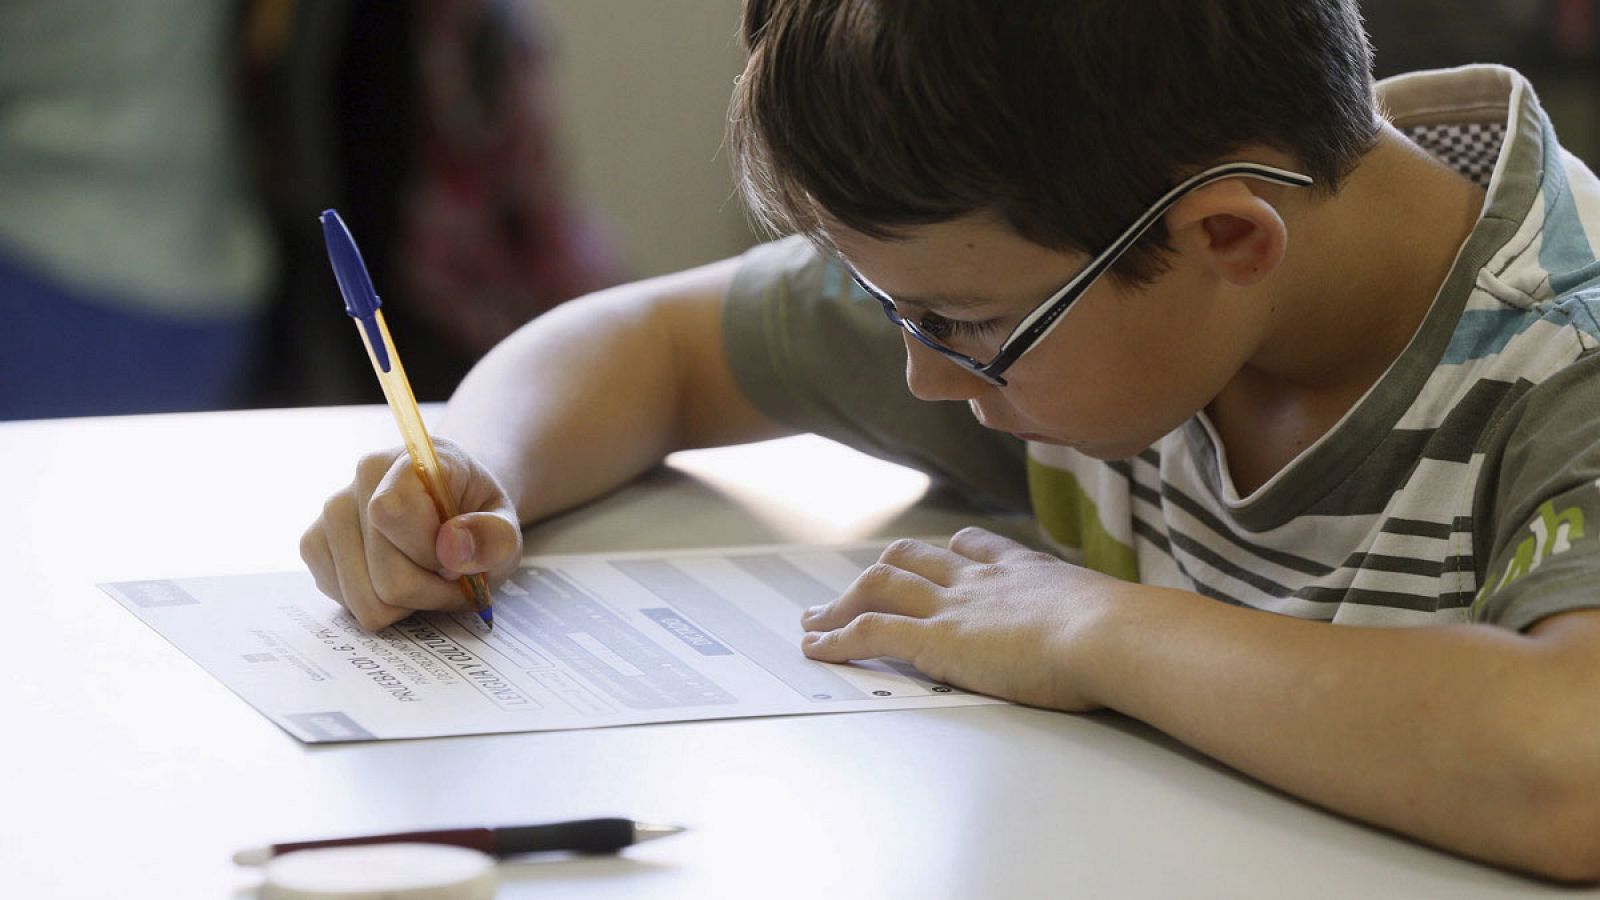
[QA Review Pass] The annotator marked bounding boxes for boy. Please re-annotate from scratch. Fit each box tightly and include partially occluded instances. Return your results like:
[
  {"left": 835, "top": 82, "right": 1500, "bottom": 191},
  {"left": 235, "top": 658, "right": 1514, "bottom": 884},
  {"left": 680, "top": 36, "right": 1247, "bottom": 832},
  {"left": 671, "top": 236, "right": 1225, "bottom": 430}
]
[{"left": 301, "top": 1, "right": 1600, "bottom": 880}]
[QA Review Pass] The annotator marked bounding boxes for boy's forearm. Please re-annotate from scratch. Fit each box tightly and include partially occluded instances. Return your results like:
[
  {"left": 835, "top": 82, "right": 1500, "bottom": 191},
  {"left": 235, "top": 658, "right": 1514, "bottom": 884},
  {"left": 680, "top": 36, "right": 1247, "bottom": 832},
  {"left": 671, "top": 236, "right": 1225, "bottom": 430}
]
[
  {"left": 439, "top": 258, "right": 788, "bottom": 526},
  {"left": 1085, "top": 588, "right": 1600, "bottom": 880}
]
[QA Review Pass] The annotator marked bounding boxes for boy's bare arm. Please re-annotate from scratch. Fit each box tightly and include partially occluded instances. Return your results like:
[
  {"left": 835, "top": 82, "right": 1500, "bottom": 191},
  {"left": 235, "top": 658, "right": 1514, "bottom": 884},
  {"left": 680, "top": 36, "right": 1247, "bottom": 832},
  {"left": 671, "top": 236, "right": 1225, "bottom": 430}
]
[
  {"left": 1093, "top": 585, "right": 1600, "bottom": 882},
  {"left": 303, "top": 258, "right": 792, "bottom": 629},
  {"left": 801, "top": 528, "right": 1600, "bottom": 882},
  {"left": 439, "top": 258, "right": 789, "bottom": 524}
]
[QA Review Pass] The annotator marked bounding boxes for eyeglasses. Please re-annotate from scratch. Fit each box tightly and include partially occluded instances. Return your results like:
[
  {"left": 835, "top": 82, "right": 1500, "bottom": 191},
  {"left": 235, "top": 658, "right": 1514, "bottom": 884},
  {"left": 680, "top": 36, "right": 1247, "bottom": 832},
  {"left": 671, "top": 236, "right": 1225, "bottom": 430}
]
[{"left": 848, "top": 161, "right": 1313, "bottom": 387}]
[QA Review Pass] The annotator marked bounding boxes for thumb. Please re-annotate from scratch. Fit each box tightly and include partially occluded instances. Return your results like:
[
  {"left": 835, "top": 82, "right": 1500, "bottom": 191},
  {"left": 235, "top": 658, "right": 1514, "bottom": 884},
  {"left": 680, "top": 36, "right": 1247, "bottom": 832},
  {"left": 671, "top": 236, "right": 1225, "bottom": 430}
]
[{"left": 436, "top": 511, "right": 522, "bottom": 578}]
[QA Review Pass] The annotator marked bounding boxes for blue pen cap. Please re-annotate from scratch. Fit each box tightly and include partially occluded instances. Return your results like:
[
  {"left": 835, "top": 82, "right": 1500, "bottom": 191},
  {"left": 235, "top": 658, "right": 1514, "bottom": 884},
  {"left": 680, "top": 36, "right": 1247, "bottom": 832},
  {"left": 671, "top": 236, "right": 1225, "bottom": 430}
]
[
  {"left": 320, "top": 210, "right": 383, "bottom": 318},
  {"left": 320, "top": 209, "right": 391, "bottom": 371}
]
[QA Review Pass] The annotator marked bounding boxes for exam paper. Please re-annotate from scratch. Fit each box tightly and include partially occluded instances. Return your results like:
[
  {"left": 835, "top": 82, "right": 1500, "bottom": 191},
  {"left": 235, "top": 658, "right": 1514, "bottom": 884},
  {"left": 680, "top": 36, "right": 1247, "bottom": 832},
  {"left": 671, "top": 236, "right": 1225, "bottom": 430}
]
[{"left": 102, "top": 543, "right": 1002, "bottom": 743}]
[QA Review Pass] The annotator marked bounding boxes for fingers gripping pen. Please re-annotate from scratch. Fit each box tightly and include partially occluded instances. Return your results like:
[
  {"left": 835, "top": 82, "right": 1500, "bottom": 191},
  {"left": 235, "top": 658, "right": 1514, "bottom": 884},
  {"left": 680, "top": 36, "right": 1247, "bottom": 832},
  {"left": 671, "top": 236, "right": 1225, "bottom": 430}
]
[{"left": 320, "top": 209, "right": 494, "bottom": 629}]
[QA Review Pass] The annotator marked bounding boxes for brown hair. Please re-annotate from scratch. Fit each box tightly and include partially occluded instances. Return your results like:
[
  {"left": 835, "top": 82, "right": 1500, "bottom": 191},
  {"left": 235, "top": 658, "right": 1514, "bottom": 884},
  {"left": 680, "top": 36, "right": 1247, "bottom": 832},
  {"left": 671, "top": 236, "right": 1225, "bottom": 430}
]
[{"left": 729, "top": 1, "right": 1379, "bottom": 282}]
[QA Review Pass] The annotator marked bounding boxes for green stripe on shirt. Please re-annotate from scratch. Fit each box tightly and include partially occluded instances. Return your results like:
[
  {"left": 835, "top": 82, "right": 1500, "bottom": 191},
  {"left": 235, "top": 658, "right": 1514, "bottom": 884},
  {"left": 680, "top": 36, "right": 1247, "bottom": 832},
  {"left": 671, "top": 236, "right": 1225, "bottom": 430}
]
[{"left": 1027, "top": 457, "right": 1140, "bottom": 581}]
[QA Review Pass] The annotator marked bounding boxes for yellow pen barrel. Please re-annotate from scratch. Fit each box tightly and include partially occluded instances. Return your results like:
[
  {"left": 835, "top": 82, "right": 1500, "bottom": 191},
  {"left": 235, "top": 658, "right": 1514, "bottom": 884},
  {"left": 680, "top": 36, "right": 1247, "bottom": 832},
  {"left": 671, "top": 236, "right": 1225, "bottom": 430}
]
[{"left": 355, "top": 311, "right": 493, "bottom": 616}]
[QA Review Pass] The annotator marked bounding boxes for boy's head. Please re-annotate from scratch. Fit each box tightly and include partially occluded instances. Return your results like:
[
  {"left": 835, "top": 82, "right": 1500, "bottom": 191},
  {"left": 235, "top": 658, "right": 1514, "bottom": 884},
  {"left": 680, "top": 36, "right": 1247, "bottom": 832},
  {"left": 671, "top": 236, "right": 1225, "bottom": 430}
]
[
  {"left": 730, "top": 0, "right": 1379, "bottom": 284},
  {"left": 730, "top": 1, "right": 1390, "bottom": 459}
]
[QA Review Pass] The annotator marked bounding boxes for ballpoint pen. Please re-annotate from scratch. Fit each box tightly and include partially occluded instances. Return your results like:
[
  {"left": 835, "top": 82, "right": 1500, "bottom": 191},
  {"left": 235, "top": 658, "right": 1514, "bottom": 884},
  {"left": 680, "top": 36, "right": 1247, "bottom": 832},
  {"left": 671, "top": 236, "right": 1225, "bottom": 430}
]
[
  {"left": 232, "top": 817, "right": 686, "bottom": 864},
  {"left": 320, "top": 209, "right": 494, "bottom": 630}
]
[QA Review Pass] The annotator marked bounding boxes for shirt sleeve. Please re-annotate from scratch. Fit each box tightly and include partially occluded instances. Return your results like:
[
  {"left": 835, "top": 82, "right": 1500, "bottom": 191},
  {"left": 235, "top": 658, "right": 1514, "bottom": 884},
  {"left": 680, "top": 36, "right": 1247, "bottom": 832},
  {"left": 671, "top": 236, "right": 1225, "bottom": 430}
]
[
  {"left": 722, "top": 235, "right": 1031, "bottom": 513},
  {"left": 1471, "top": 351, "right": 1600, "bottom": 630}
]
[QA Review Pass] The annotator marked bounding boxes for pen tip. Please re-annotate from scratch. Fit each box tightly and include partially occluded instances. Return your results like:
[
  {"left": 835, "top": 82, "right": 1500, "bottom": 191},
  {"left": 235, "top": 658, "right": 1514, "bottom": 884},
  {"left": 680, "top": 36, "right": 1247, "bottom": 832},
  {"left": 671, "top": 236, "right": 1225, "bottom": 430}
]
[{"left": 632, "top": 823, "right": 687, "bottom": 844}]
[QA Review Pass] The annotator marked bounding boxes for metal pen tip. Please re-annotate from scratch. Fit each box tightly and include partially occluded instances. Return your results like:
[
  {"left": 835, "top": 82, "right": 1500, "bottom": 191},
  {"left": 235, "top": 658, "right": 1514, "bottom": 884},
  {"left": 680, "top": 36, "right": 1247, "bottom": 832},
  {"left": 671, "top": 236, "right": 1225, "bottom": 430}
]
[
  {"left": 232, "top": 845, "right": 272, "bottom": 867},
  {"left": 631, "top": 822, "right": 687, "bottom": 844}
]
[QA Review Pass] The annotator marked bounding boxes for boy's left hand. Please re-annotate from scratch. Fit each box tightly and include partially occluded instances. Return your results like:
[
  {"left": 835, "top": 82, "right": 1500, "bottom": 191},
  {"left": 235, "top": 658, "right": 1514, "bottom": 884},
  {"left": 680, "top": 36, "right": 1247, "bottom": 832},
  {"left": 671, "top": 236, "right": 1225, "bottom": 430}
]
[{"left": 800, "top": 527, "right": 1126, "bottom": 711}]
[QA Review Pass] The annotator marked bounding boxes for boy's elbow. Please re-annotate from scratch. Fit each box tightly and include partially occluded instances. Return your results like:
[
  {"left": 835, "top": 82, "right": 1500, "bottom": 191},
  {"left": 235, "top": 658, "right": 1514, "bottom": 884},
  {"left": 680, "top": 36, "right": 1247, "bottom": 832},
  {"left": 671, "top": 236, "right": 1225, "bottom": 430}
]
[
  {"left": 1516, "top": 827, "right": 1600, "bottom": 883},
  {"left": 1521, "top": 790, "right": 1600, "bottom": 883},
  {"left": 1498, "top": 613, "right": 1600, "bottom": 883},
  {"left": 1501, "top": 718, "right": 1600, "bottom": 882}
]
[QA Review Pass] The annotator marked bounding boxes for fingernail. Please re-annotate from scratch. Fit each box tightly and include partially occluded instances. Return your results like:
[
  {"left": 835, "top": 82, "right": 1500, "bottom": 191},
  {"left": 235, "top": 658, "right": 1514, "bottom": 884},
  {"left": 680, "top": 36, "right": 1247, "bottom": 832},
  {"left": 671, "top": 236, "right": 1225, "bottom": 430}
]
[
  {"left": 448, "top": 522, "right": 475, "bottom": 565},
  {"left": 802, "top": 604, "right": 825, "bottom": 623}
]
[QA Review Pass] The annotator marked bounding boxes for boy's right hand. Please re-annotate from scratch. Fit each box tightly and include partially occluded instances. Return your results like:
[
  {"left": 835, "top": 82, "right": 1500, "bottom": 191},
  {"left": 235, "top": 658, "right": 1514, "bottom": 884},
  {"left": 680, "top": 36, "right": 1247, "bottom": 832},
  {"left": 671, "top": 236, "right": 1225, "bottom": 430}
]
[{"left": 300, "top": 439, "right": 523, "bottom": 631}]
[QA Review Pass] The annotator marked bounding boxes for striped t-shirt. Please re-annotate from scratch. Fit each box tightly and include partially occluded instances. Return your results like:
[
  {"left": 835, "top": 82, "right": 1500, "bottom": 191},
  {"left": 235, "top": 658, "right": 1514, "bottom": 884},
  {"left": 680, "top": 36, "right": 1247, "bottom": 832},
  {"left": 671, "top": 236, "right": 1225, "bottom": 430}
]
[{"left": 724, "top": 65, "right": 1600, "bottom": 632}]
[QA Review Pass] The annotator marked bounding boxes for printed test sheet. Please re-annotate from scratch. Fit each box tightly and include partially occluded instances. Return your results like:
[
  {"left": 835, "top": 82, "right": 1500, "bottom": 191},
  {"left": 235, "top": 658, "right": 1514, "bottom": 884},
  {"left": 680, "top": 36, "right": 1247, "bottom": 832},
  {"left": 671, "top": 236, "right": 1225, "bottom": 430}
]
[{"left": 102, "top": 543, "right": 1003, "bottom": 743}]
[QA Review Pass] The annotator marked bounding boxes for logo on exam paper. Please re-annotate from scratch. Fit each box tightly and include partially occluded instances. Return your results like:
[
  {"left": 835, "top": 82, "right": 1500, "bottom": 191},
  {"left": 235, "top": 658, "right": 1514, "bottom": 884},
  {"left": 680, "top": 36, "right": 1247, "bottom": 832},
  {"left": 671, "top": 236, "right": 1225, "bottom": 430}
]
[
  {"left": 116, "top": 580, "right": 202, "bottom": 608},
  {"left": 285, "top": 711, "right": 377, "bottom": 742}
]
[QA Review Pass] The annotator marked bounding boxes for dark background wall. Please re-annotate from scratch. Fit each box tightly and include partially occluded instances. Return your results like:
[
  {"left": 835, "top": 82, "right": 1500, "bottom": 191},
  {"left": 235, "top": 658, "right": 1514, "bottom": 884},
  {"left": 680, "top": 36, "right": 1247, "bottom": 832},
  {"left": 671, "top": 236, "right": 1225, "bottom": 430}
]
[{"left": 1365, "top": 0, "right": 1599, "bottom": 164}]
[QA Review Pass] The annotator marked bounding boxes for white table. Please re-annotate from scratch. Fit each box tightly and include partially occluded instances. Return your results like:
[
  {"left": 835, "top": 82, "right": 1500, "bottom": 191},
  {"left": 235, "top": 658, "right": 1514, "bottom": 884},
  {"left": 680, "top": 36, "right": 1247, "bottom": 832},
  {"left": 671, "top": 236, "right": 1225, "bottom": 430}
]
[{"left": 1, "top": 407, "right": 1587, "bottom": 898}]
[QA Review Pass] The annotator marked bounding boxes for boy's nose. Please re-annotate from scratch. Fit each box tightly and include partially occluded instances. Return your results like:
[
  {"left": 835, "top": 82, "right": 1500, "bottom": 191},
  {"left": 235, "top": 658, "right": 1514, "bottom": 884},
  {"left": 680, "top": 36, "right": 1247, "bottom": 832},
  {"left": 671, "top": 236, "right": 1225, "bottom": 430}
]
[{"left": 903, "top": 336, "right": 990, "bottom": 402}]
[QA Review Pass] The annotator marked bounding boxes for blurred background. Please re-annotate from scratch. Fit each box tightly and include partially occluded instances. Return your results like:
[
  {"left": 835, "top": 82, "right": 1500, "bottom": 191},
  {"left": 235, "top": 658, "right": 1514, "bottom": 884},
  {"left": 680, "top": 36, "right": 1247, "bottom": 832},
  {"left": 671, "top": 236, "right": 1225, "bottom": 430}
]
[
  {"left": 1366, "top": 0, "right": 1599, "bottom": 160},
  {"left": 0, "top": 0, "right": 1594, "bottom": 420}
]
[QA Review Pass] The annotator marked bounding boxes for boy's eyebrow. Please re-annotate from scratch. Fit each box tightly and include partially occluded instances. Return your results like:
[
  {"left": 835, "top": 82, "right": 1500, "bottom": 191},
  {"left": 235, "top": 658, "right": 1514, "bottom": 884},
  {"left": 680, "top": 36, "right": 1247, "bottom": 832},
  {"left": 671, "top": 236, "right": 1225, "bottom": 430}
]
[
  {"left": 849, "top": 274, "right": 1009, "bottom": 314},
  {"left": 888, "top": 290, "right": 1006, "bottom": 314},
  {"left": 834, "top": 251, "right": 1014, "bottom": 314}
]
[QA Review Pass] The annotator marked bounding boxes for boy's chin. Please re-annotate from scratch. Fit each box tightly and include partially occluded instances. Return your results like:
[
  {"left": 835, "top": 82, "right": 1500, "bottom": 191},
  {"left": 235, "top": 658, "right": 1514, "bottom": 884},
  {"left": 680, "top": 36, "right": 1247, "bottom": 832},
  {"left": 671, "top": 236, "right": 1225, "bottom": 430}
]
[{"left": 1015, "top": 431, "right": 1153, "bottom": 461}]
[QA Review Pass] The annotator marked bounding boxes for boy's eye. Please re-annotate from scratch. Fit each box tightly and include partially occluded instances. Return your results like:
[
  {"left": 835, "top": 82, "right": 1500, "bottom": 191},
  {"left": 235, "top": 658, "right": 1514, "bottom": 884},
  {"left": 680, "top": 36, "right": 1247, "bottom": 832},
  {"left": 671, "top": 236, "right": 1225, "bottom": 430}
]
[
  {"left": 918, "top": 311, "right": 1001, "bottom": 343},
  {"left": 916, "top": 312, "right": 955, "bottom": 340}
]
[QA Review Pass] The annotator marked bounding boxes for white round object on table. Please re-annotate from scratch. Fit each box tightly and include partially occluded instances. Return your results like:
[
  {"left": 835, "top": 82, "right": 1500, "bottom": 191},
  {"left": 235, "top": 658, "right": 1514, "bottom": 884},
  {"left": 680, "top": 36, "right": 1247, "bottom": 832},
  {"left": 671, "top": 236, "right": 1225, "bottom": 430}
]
[{"left": 260, "top": 843, "right": 497, "bottom": 900}]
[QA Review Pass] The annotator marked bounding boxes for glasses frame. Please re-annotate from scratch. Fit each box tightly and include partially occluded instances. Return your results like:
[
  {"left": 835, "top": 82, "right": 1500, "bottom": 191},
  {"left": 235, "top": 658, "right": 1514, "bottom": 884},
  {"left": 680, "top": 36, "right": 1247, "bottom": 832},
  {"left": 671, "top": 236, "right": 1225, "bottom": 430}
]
[{"left": 848, "top": 161, "right": 1314, "bottom": 387}]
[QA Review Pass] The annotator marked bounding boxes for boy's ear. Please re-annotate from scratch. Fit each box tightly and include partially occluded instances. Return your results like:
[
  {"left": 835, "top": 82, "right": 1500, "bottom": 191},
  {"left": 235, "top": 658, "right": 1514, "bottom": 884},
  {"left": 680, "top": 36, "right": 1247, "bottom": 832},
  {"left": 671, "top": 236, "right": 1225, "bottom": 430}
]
[{"left": 1163, "top": 180, "right": 1288, "bottom": 287}]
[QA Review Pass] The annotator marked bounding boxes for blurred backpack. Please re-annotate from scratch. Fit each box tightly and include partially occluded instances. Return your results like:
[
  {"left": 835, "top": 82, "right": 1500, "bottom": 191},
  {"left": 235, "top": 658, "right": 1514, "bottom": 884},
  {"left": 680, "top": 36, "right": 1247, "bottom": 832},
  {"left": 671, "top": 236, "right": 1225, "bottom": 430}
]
[{"left": 241, "top": 0, "right": 624, "bottom": 404}]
